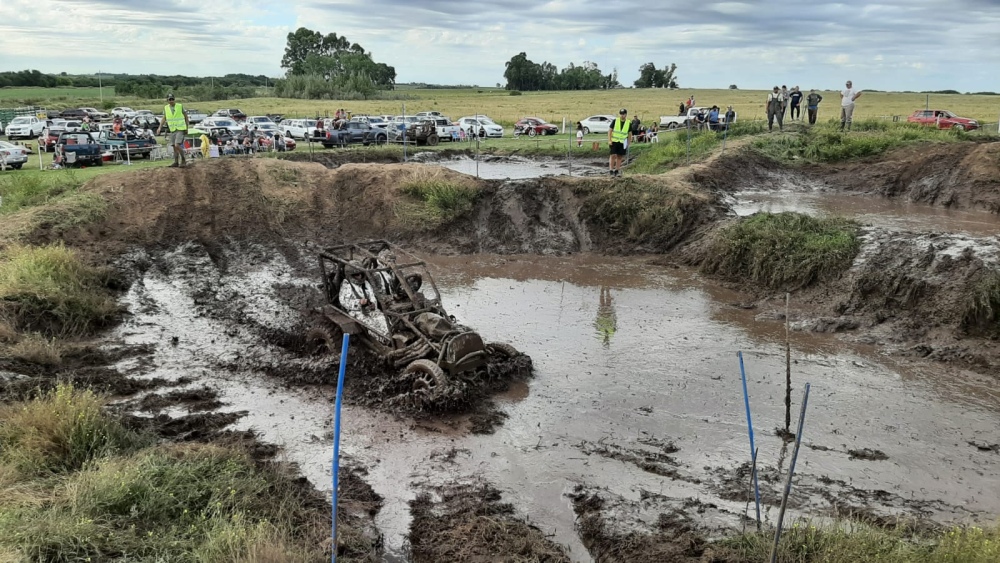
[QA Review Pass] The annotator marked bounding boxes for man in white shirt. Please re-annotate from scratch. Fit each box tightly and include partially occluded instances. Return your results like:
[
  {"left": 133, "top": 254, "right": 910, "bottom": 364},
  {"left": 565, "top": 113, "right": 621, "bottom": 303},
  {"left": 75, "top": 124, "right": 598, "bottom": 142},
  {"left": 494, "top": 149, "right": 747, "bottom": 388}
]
[{"left": 840, "top": 80, "right": 862, "bottom": 131}]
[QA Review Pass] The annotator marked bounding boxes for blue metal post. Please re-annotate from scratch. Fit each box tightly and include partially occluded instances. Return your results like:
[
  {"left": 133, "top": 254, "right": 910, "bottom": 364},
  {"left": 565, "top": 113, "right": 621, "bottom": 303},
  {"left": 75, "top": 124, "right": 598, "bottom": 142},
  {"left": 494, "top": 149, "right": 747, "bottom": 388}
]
[
  {"left": 331, "top": 333, "right": 351, "bottom": 563},
  {"left": 738, "top": 351, "right": 762, "bottom": 527},
  {"left": 770, "top": 383, "right": 811, "bottom": 563}
]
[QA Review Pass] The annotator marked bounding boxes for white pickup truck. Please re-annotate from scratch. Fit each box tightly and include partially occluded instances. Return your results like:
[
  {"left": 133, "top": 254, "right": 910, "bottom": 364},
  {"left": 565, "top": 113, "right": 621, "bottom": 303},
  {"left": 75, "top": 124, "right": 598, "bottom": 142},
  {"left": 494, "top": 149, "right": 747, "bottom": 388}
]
[
  {"left": 659, "top": 107, "right": 736, "bottom": 130},
  {"left": 427, "top": 116, "right": 461, "bottom": 141},
  {"left": 5, "top": 115, "right": 47, "bottom": 140}
]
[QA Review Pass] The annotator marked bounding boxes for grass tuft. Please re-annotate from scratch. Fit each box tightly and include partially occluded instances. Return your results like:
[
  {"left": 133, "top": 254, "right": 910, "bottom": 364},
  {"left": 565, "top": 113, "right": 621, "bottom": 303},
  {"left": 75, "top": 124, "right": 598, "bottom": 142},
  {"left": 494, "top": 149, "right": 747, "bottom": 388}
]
[
  {"left": 398, "top": 180, "right": 479, "bottom": 229},
  {"left": 7, "top": 333, "right": 62, "bottom": 366},
  {"left": 962, "top": 270, "right": 1000, "bottom": 335},
  {"left": 0, "top": 384, "right": 148, "bottom": 475},
  {"left": 0, "top": 244, "right": 120, "bottom": 336},
  {"left": 0, "top": 172, "right": 84, "bottom": 216},
  {"left": 699, "top": 212, "right": 861, "bottom": 290}
]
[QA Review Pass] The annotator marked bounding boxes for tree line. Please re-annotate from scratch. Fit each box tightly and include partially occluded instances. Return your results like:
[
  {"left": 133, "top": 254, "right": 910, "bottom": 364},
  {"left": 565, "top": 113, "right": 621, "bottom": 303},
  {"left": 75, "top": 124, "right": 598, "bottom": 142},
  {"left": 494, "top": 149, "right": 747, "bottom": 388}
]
[
  {"left": 0, "top": 70, "right": 106, "bottom": 88},
  {"left": 273, "top": 28, "right": 397, "bottom": 100},
  {"left": 503, "top": 53, "right": 619, "bottom": 91}
]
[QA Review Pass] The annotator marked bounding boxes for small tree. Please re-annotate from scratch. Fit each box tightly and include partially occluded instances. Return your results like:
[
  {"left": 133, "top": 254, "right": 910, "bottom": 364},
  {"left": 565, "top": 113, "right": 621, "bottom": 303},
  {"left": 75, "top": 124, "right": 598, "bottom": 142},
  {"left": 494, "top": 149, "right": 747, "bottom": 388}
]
[{"left": 729, "top": 84, "right": 738, "bottom": 90}]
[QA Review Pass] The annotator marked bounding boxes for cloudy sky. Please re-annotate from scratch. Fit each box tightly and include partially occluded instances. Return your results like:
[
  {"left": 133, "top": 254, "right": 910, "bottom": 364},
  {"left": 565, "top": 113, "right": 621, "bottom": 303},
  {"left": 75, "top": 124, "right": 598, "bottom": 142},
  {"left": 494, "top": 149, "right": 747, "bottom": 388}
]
[{"left": 1, "top": 0, "right": 998, "bottom": 91}]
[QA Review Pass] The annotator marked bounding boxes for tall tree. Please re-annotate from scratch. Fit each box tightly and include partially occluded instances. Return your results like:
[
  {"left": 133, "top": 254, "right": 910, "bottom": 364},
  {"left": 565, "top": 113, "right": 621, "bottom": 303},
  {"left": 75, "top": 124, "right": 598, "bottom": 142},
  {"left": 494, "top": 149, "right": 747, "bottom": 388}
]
[{"left": 634, "top": 62, "right": 678, "bottom": 88}]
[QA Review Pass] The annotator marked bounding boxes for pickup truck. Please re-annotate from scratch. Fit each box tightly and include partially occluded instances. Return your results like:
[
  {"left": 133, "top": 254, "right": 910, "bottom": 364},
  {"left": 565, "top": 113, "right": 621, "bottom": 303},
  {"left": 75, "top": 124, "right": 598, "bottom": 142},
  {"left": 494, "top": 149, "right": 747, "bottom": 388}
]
[
  {"left": 907, "top": 109, "right": 979, "bottom": 131},
  {"left": 57, "top": 131, "right": 104, "bottom": 167},
  {"left": 659, "top": 107, "right": 736, "bottom": 130},
  {"left": 5, "top": 116, "right": 46, "bottom": 140},
  {"left": 321, "top": 121, "right": 382, "bottom": 148},
  {"left": 96, "top": 130, "right": 157, "bottom": 159}
]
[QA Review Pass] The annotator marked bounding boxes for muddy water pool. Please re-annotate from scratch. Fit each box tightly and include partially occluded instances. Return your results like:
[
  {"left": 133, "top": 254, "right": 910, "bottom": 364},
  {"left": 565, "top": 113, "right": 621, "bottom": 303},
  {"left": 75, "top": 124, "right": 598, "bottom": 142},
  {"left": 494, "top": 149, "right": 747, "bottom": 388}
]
[
  {"left": 733, "top": 189, "right": 1000, "bottom": 236},
  {"left": 435, "top": 155, "right": 605, "bottom": 179},
  {"left": 111, "top": 249, "right": 1000, "bottom": 561}
]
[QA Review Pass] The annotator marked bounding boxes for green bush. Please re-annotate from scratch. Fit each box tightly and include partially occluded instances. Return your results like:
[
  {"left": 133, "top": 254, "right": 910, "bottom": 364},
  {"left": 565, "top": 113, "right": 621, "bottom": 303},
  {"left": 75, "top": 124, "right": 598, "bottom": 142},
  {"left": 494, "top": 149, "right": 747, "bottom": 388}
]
[
  {"left": 700, "top": 212, "right": 861, "bottom": 290},
  {"left": 398, "top": 180, "right": 479, "bottom": 228}
]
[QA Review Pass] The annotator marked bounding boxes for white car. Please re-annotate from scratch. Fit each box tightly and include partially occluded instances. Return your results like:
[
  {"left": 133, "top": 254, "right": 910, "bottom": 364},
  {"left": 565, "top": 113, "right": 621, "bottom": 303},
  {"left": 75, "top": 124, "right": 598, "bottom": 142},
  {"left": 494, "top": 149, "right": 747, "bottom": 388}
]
[
  {"left": 429, "top": 117, "right": 460, "bottom": 141},
  {"left": 200, "top": 117, "right": 243, "bottom": 134},
  {"left": 5, "top": 116, "right": 46, "bottom": 140},
  {"left": 415, "top": 111, "right": 443, "bottom": 118},
  {"left": 278, "top": 119, "right": 318, "bottom": 140},
  {"left": 246, "top": 116, "right": 274, "bottom": 126},
  {"left": 579, "top": 115, "right": 616, "bottom": 134},
  {"left": 0, "top": 141, "right": 29, "bottom": 169},
  {"left": 457, "top": 116, "right": 504, "bottom": 138},
  {"left": 112, "top": 107, "right": 137, "bottom": 119}
]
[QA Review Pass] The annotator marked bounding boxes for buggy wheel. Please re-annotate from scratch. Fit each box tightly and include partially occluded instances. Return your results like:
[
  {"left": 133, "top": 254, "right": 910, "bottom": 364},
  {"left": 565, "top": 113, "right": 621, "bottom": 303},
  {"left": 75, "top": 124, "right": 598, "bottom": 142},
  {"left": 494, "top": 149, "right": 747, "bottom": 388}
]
[
  {"left": 305, "top": 324, "right": 344, "bottom": 355},
  {"left": 486, "top": 342, "right": 519, "bottom": 359},
  {"left": 405, "top": 359, "right": 447, "bottom": 402},
  {"left": 426, "top": 134, "right": 439, "bottom": 146}
]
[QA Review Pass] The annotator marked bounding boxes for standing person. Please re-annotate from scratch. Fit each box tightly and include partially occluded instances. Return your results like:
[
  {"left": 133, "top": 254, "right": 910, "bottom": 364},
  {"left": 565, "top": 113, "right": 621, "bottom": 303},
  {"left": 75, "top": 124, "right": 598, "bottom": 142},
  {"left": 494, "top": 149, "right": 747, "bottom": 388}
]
[
  {"left": 679, "top": 101, "right": 686, "bottom": 116},
  {"left": 576, "top": 121, "right": 584, "bottom": 147},
  {"left": 806, "top": 89, "right": 823, "bottom": 124},
  {"left": 155, "top": 94, "right": 190, "bottom": 168},
  {"left": 708, "top": 106, "right": 720, "bottom": 131},
  {"left": 766, "top": 86, "right": 784, "bottom": 131},
  {"left": 607, "top": 108, "right": 632, "bottom": 177},
  {"left": 779, "top": 85, "right": 789, "bottom": 122},
  {"left": 724, "top": 106, "right": 736, "bottom": 129},
  {"left": 789, "top": 86, "right": 804, "bottom": 121},
  {"left": 840, "top": 80, "right": 862, "bottom": 131}
]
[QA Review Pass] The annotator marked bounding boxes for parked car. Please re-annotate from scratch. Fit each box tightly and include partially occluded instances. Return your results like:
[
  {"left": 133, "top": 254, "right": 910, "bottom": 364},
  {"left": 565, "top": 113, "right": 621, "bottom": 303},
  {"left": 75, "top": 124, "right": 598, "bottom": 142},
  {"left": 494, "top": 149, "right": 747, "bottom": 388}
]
[
  {"left": 515, "top": 117, "right": 559, "bottom": 136},
  {"left": 96, "top": 130, "right": 157, "bottom": 159},
  {"left": 0, "top": 141, "right": 29, "bottom": 169},
  {"left": 429, "top": 117, "right": 460, "bottom": 141},
  {"left": 350, "top": 116, "right": 389, "bottom": 129},
  {"left": 578, "top": 115, "right": 616, "bottom": 134},
  {"left": 246, "top": 116, "right": 274, "bottom": 127},
  {"left": 186, "top": 108, "right": 208, "bottom": 124},
  {"left": 200, "top": 117, "right": 243, "bottom": 134},
  {"left": 5, "top": 116, "right": 46, "bottom": 140},
  {"left": 57, "top": 131, "right": 104, "bottom": 167},
  {"left": 55, "top": 108, "right": 90, "bottom": 121},
  {"left": 321, "top": 121, "right": 380, "bottom": 148},
  {"left": 457, "top": 116, "right": 504, "bottom": 138},
  {"left": 131, "top": 115, "right": 161, "bottom": 130},
  {"left": 415, "top": 111, "right": 444, "bottom": 118},
  {"left": 214, "top": 108, "right": 247, "bottom": 121},
  {"left": 79, "top": 107, "right": 109, "bottom": 121},
  {"left": 907, "top": 109, "right": 980, "bottom": 131},
  {"left": 278, "top": 119, "right": 318, "bottom": 140},
  {"left": 112, "top": 107, "right": 137, "bottom": 119},
  {"left": 659, "top": 107, "right": 735, "bottom": 129}
]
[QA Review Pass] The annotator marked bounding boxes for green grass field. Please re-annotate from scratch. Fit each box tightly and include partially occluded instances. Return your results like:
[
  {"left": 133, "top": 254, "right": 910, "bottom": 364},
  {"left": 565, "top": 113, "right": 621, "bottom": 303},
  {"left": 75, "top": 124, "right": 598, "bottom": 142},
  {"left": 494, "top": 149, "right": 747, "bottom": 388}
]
[{"left": 2, "top": 87, "right": 999, "bottom": 128}]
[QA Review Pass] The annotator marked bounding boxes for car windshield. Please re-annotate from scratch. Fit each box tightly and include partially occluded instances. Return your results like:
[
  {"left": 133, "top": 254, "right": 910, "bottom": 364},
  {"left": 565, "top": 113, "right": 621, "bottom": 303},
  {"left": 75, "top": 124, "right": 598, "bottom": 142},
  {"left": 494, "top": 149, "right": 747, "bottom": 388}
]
[
  {"left": 368, "top": 118, "right": 385, "bottom": 124},
  {"left": 10, "top": 117, "right": 31, "bottom": 125},
  {"left": 213, "top": 119, "right": 236, "bottom": 127},
  {"left": 940, "top": 111, "right": 956, "bottom": 118}
]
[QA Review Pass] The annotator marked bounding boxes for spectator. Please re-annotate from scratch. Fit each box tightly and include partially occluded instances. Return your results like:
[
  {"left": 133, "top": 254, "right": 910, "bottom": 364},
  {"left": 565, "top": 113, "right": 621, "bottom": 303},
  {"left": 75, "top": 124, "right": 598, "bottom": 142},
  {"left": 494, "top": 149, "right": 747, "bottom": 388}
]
[
  {"left": 806, "top": 90, "right": 823, "bottom": 124},
  {"left": 724, "top": 106, "right": 736, "bottom": 129},
  {"left": 840, "top": 80, "right": 862, "bottom": 131},
  {"left": 694, "top": 109, "right": 707, "bottom": 131},
  {"left": 607, "top": 108, "right": 631, "bottom": 177},
  {"left": 708, "top": 106, "right": 720, "bottom": 131},
  {"left": 766, "top": 86, "right": 784, "bottom": 131},
  {"left": 780, "top": 85, "right": 789, "bottom": 122},
  {"left": 155, "top": 94, "right": 190, "bottom": 167},
  {"left": 648, "top": 122, "right": 659, "bottom": 143},
  {"left": 679, "top": 102, "right": 686, "bottom": 116},
  {"left": 789, "top": 86, "right": 804, "bottom": 121},
  {"left": 576, "top": 121, "right": 584, "bottom": 147},
  {"left": 686, "top": 96, "right": 693, "bottom": 111}
]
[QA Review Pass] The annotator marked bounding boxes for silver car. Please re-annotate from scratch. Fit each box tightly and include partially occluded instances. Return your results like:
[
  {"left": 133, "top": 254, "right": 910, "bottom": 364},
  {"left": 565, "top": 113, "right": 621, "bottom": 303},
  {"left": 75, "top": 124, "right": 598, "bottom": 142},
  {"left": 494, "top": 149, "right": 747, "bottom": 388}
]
[{"left": 0, "top": 141, "right": 30, "bottom": 169}]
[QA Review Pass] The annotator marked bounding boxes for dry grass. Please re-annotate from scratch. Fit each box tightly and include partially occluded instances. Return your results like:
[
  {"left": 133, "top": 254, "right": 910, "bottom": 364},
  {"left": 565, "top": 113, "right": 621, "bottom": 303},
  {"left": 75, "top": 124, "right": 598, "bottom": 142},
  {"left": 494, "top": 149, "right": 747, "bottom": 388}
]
[{"left": 6, "top": 333, "right": 62, "bottom": 366}]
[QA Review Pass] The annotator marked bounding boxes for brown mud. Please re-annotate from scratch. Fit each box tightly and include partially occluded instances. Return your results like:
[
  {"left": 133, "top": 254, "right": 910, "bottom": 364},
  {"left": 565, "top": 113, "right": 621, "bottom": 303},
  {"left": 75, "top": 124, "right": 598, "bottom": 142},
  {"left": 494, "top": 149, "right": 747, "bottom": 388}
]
[{"left": 5, "top": 145, "right": 1000, "bottom": 560}]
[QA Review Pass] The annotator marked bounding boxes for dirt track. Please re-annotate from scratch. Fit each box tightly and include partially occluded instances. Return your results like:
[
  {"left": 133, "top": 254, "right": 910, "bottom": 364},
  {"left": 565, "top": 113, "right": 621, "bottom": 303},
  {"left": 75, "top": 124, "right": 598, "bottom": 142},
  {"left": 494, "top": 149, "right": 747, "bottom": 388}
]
[{"left": 5, "top": 143, "right": 1000, "bottom": 561}]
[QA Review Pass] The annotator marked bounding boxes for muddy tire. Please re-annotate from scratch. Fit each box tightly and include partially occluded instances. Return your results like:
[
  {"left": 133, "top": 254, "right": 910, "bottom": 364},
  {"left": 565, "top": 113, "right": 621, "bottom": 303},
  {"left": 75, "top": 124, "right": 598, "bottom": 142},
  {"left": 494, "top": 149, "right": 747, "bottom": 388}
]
[
  {"left": 305, "top": 324, "right": 344, "bottom": 355},
  {"left": 486, "top": 342, "right": 520, "bottom": 358},
  {"left": 427, "top": 134, "right": 439, "bottom": 146},
  {"left": 404, "top": 359, "right": 447, "bottom": 402}
]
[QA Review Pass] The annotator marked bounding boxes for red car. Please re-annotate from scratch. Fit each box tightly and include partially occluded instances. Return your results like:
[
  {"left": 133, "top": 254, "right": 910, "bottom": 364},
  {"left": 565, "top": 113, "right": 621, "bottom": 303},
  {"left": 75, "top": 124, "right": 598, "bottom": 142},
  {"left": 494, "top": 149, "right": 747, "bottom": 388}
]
[
  {"left": 515, "top": 117, "right": 559, "bottom": 136},
  {"left": 907, "top": 110, "right": 979, "bottom": 131}
]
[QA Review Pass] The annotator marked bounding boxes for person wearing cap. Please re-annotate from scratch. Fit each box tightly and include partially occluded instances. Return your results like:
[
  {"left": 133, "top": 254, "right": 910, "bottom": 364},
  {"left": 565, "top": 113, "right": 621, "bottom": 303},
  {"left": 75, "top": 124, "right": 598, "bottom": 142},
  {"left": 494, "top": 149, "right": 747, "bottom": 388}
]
[
  {"left": 607, "top": 108, "right": 632, "bottom": 177},
  {"left": 156, "top": 94, "right": 190, "bottom": 167},
  {"left": 766, "top": 86, "right": 784, "bottom": 132}
]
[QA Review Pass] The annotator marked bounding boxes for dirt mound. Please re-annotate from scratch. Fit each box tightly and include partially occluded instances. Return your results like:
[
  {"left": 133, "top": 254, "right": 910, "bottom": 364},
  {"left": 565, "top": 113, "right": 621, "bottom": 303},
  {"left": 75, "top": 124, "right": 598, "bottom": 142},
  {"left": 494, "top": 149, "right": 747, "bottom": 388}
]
[
  {"left": 408, "top": 481, "right": 570, "bottom": 562},
  {"left": 809, "top": 141, "right": 1000, "bottom": 213}
]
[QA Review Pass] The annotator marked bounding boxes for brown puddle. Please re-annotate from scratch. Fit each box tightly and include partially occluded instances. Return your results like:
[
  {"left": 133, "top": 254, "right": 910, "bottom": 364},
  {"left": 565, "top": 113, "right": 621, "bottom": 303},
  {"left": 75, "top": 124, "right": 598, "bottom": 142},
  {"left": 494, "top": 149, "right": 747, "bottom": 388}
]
[
  {"left": 733, "top": 190, "right": 1000, "bottom": 236},
  {"left": 110, "top": 248, "right": 1000, "bottom": 561}
]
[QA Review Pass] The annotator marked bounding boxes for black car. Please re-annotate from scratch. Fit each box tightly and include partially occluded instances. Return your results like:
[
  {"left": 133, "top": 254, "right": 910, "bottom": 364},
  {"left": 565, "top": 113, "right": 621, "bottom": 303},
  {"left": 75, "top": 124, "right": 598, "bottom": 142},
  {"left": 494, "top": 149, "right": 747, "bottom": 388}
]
[
  {"left": 214, "top": 108, "right": 247, "bottom": 121},
  {"left": 320, "top": 121, "right": 379, "bottom": 148}
]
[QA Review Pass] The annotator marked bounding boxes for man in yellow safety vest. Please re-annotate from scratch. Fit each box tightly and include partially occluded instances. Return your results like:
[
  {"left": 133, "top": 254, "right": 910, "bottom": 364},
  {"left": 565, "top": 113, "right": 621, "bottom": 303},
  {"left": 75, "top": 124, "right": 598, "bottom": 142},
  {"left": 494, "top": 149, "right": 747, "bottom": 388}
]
[
  {"left": 156, "top": 94, "right": 190, "bottom": 167},
  {"left": 607, "top": 108, "right": 632, "bottom": 177}
]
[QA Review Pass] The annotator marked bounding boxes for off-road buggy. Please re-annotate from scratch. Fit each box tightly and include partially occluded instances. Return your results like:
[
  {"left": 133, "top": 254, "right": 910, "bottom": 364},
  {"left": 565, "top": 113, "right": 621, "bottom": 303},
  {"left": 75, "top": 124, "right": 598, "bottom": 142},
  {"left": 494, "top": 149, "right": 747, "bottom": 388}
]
[
  {"left": 388, "top": 120, "right": 440, "bottom": 146},
  {"left": 306, "top": 241, "right": 521, "bottom": 405}
]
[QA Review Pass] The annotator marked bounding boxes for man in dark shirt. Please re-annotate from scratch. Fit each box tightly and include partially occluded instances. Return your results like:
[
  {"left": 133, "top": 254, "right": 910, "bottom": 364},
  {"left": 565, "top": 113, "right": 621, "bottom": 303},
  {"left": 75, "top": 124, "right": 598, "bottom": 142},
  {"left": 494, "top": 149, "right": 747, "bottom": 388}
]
[
  {"left": 806, "top": 90, "right": 823, "bottom": 124},
  {"left": 789, "top": 87, "right": 804, "bottom": 121}
]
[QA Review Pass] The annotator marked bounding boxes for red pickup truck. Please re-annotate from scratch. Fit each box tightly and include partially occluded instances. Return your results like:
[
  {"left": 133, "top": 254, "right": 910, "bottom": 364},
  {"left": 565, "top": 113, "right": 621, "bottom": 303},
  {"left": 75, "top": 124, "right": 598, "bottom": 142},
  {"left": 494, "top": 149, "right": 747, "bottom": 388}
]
[{"left": 906, "top": 110, "right": 980, "bottom": 131}]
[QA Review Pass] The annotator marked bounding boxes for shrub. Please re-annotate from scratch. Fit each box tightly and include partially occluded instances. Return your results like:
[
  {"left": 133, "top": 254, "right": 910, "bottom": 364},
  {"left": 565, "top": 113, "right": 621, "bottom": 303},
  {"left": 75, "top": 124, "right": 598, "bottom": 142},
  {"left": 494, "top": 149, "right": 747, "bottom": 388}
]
[
  {"left": 0, "top": 244, "right": 120, "bottom": 336},
  {"left": 509, "top": 90, "right": 523, "bottom": 96},
  {"left": 699, "top": 212, "right": 861, "bottom": 290},
  {"left": 0, "top": 384, "right": 148, "bottom": 474}
]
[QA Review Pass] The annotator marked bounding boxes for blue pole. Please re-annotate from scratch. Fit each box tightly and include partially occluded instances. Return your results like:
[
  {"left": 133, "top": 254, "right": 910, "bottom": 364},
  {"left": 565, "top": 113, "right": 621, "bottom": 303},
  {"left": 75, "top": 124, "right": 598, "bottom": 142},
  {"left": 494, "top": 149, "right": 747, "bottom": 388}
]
[
  {"left": 331, "top": 333, "right": 351, "bottom": 563},
  {"left": 770, "top": 383, "right": 811, "bottom": 563},
  {"left": 738, "top": 351, "right": 762, "bottom": 527}
]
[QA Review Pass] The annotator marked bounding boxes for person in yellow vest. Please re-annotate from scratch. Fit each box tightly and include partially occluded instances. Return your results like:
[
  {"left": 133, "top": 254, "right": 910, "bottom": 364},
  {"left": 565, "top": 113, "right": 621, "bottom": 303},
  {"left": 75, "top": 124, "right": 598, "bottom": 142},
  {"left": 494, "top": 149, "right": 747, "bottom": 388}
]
[
  {"left": 607, "top": 108, "right": 632, "bottom": 177},
  {"left": 155, "top": 94, "right": 190, "bottom": 167}
]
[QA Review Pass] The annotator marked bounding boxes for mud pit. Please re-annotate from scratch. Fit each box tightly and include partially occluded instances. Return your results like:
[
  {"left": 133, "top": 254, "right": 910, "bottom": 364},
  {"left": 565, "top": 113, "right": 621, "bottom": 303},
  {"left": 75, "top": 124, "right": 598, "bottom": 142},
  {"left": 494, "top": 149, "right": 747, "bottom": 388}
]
[{"left": 106, "top": 246, "right": 1000, "bottom": 560}]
